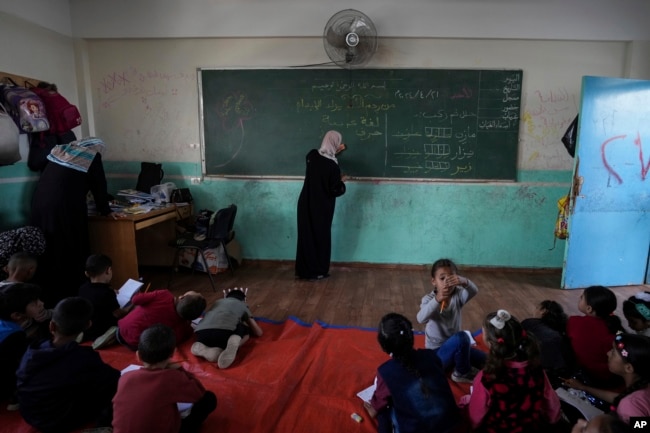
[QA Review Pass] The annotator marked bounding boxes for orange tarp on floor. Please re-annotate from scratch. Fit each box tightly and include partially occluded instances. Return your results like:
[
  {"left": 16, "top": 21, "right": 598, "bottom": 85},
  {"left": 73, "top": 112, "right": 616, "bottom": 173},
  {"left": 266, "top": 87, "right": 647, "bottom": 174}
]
[{"left": 0, "top": 317, "right": 479, "bottom": 433}]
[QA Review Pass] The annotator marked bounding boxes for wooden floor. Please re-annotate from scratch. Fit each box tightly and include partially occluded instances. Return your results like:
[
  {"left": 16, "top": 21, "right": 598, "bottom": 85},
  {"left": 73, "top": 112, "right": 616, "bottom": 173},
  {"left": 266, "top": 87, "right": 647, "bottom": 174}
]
[{"left": 147, "top": 262, "right": 648, "bottom": 333}]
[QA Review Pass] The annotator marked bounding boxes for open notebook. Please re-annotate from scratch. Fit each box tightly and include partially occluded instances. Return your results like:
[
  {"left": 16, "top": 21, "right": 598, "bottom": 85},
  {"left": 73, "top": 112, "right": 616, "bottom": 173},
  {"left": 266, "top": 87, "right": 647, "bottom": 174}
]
[
  {"left": 116, "top": 279, "right": 144, "bottom": 308},
  {"left": 555, "top": 387, "right": 604, "bottom": 421}
]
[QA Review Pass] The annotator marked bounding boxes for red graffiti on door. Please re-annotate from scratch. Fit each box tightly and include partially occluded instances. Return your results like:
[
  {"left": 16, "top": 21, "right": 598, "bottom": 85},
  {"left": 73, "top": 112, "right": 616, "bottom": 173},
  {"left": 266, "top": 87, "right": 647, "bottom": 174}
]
[{"left": 601, "top": 132, "right": 650, "bottom": 184}]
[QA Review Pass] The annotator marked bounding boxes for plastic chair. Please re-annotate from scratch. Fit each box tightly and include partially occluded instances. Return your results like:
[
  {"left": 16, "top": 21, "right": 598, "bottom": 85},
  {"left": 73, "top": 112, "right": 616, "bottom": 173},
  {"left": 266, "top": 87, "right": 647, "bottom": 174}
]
[{"left": 169, "top": 204, "right": 237, "bottom": 291}]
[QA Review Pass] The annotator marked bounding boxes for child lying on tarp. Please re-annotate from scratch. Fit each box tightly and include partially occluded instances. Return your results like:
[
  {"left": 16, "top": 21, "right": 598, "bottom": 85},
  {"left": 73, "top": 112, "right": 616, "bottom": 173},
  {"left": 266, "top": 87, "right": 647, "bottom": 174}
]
[{"left": 191, "top": 287, "right": 263, "bottom": 369}]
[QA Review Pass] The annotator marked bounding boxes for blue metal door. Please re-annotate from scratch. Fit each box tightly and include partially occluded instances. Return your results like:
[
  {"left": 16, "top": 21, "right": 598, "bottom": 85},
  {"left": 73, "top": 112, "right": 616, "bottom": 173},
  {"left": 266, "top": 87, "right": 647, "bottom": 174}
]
[{"left": 562, "top": 76, "right": 650, "bottom": 289}]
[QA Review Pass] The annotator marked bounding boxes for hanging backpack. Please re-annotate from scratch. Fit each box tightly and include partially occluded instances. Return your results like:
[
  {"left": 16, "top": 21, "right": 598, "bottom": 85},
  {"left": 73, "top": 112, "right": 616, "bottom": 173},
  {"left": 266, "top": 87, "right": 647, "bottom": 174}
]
[
  {"left": 30, "top": 82, "right": 82, "bottom": 134},
  {"left": 0, "top": 103, "right": 20, "bottom": 166},
  {"left": 135, "top": 162, "right": 164, "bottom": 193},
  {"left": 0, "top": 77, "right": 49, "bottom": 133}
]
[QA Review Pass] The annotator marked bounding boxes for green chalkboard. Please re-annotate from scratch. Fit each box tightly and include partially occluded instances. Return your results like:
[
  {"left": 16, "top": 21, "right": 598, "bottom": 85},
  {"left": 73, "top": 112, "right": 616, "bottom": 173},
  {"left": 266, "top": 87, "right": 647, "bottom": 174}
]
[{"left": 200, "top": 68, "right": 522, "bottom": 180}]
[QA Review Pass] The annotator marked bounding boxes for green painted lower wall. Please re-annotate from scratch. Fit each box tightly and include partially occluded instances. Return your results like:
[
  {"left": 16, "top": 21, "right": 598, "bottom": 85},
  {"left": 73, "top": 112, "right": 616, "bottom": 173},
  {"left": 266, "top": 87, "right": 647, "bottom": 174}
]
[{"left": 0, "top": 161, "right": 571, "bottom": 268}]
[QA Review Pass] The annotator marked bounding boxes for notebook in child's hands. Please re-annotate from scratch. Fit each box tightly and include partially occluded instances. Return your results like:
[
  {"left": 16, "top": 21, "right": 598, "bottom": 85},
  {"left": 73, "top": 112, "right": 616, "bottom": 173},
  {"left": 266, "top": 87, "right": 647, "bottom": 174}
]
[
  {"left": 555, "top": 387, "right": 604, "bottom": 421},
  {"left": 121, "top": 364, "right": 193, "bottom": 416},
  {"left": 116, "top": 279, "right": 144, "bottom": 308}
]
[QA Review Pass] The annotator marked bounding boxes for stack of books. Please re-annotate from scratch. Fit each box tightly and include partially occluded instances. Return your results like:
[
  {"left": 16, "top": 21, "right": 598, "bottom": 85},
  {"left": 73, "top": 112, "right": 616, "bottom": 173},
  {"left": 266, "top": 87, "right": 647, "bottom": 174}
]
[{"left": 117, "top": 189, "right": 155, "bottom": 204}]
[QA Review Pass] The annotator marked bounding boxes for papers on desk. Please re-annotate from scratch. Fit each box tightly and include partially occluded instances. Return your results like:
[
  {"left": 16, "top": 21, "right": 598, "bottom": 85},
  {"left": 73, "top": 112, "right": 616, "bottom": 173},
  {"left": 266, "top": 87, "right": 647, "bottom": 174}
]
[
  {"left": 120, "top": 364, "right": 193, "bottom": 416},
  {"left": 116, "top": 278, "right": 144, "bottom": 308},
  {"left": 121, "top": 204, "right": 159, "bottom": 215},
  {"left": 117, "top": 189, "right": 155, "bottom": 204}
]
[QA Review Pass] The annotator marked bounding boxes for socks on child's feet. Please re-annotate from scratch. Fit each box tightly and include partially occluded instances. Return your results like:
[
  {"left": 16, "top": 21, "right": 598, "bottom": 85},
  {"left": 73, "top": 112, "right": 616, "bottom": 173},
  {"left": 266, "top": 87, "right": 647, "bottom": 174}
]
[
  {"left": 191, "top": 342, "right": 222, "bottom": 363},
  {"left": 217, "top": 335, "right": 242, "bottom": 369}
]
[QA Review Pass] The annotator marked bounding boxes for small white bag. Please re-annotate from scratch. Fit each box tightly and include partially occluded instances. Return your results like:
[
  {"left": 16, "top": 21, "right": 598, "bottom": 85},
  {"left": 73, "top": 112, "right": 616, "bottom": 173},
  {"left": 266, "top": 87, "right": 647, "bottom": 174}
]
[
  {"left": 0, "top": 103, "right": 20, "bottom": 166},
  {"left": 150, "top": 182, "right": 177, "bottom": 203}
]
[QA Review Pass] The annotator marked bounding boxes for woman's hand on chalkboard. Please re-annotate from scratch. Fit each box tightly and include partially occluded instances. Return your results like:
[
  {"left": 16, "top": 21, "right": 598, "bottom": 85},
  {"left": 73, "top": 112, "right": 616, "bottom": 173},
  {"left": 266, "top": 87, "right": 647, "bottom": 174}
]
[{"left": 336, "top": 143, "right": 346, "bottom": 154}]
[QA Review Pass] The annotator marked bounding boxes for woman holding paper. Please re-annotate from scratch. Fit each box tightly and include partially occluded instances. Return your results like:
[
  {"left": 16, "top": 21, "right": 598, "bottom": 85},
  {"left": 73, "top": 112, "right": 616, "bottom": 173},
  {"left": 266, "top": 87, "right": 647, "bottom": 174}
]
[
  {"left": 295, "top": 130, "right": 347, "bottom": 281},
  {"left": 30, "top": 137, "right": 117, "bottom": 305}
]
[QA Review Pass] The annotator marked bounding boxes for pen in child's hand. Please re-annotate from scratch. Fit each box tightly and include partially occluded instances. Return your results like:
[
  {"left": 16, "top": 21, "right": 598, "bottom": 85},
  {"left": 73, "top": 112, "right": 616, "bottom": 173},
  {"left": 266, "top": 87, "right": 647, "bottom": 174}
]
[{"left": 440, "top": 300, "right": 446, "bottom": 313}]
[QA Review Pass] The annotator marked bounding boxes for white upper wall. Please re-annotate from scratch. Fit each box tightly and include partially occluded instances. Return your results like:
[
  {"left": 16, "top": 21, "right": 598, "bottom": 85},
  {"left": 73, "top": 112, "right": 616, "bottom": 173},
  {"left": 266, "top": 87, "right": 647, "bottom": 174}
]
[
  {"left": 2, "top": 0, "right": 649, "bottom": 41},
  {"left": 67, "top": 0, "right": 650, "bottom": 40},
  {"left": 0, "top": 0, "right": 72, "bottom": 36}
]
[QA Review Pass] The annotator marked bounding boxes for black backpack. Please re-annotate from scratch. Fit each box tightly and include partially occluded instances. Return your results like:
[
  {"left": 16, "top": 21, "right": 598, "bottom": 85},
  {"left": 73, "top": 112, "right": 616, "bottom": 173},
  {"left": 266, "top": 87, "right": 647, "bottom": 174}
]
[{"left": 135, "top": 162, "right": 164, "bottom": 193}]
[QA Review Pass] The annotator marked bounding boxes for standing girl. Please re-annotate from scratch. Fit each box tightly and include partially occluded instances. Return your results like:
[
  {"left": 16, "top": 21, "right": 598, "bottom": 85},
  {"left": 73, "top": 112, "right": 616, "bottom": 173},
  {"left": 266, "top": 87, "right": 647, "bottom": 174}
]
[
  {"left": 622, "top": 292, "right": 650, "bottom": 337},
  {"left": 566, "top": 286, "right": 624, "bottom": 387},
  {"left": 458, "top": 309, "right": 562, "bottom": 433},
  {"left": 295, "top": 130, "right": 347, "bottom": 281},
  {"left": 562, "top": 333, "right": 650, "bottom": 424},
  {"left": 416, "top": 258, "right": 485, "bottom": 383},
  {"left": 364, "top": 313, "right": 459, "bottom": 433}
]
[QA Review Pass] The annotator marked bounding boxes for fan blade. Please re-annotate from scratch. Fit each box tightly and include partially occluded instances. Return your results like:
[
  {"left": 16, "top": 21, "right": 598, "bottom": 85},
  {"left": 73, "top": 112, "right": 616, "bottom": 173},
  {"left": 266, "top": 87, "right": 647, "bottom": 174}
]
[{"left": 325, "top": 27, "right": 347, "bottom": 49}]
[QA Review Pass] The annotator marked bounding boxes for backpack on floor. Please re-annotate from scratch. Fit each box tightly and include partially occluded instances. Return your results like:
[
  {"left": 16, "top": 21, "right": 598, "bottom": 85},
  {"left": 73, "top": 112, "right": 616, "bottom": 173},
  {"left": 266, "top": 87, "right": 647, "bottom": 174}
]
[{"left": 31, "top": 82, "right": 82, "bottom": 134}]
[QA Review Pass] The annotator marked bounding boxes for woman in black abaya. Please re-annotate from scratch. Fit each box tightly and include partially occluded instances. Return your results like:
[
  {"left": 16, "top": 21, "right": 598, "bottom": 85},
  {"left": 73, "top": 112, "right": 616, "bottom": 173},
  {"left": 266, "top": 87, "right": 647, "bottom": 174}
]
[
  {"left": 30, "top": 137, "right": 116, "bottom": 306},
  {"left": 295, "top": 130, "right": 347, "bottom": 280}
]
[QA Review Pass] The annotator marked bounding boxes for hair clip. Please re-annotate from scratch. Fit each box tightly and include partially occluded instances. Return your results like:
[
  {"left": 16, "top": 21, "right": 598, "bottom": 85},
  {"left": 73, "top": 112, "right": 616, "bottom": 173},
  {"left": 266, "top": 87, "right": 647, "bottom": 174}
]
[
  {"left": 223, "top": 287, "right": 248, "bottom": 298},
  {"left": 634, "top": 303, "right": 650, "bottom": 321},
  {"left": 615, "top": 335, "right": 629, "bottom": 358},
  {"left": 635, "top": 292, "right": 650, "bottom": 302},
  {"left": 521, "top": 330, "right": 527, "bottom": 338},
  {"left": 489, "top": 309, "right": 511, "bottom": 330},
  {"left": 497, "top": 337, "right": 505, "bottom": 344}
]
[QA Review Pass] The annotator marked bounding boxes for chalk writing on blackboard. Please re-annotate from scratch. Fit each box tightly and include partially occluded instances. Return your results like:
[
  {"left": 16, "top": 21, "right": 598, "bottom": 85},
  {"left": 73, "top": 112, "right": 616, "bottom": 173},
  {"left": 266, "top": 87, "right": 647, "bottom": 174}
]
[{"left": 200, "top": 69, "right": 522, "bottom": 180}]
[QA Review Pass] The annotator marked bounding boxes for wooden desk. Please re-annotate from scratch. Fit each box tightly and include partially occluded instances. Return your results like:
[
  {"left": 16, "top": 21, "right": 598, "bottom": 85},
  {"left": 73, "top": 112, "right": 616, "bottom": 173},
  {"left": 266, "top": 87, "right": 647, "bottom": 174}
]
[{"left": 88, "top": 206, "right": 180, "bottom": 288}]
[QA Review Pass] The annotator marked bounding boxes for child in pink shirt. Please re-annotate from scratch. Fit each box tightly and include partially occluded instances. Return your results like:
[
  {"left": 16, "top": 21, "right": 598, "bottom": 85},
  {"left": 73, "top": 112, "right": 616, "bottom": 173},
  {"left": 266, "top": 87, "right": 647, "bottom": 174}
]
[{"left": 458, "top": 309, "right": 561, "bottom": 433}]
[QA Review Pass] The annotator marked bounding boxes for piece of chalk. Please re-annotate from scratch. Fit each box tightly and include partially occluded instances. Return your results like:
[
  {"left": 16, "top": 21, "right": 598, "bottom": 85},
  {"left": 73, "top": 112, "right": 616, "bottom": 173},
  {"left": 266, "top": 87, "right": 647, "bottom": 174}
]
[{"left": 351, "top": 413, "right": 363, "bottom": 423}]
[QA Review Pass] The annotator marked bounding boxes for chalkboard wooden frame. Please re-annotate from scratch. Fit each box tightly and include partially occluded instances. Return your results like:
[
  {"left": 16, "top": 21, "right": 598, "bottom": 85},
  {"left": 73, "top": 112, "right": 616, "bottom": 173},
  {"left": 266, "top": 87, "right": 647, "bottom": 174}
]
[{"left": 199, "top": 68, "right": 522, "bottom": 181}]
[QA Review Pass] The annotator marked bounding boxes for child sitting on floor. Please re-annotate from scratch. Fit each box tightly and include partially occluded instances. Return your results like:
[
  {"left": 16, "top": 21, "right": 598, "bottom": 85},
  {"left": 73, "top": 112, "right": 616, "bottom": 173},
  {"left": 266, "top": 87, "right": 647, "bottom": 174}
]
[
  {"left": 16, "top": 297, "right": 120, "bottom": 433},
  {"left": 0, "top": 283, "right": 45, "bottom": 410},
  {"left": 622, "top": 291, "right": 650, "bottom": 337},
  {"left": 562, "top": 333, "right": 650, "bottom": 424},
  {"left": 364, "top": 312, "right": 459, "bottom": 433},
  {"left": 416, "top": 258, "right": 486, "bottom": 383},
  {"left": 0, "top": 252, "right": 38, "bottom": 289},
  {"left": 117, "top": 288, "right": 206, "bottom": 350},
  {"left": 78, "top": 253, "right": 131, "bottom": 342},
  {"left": 458, "top": 309, "right": 562, "bottom": 433},
  {"left": 112, "top": 324, "right": 217, "bottom": 433},
  {"left": 0, "top": 253, "right": 52, "bottom": 338},
  {"left": 522, "top": 300, "right": 570, "bottom": 384},
  {"left": 191, "top": 287, "right": 263, "bottom": 369},
  {"left": 566, "top": 286, "right": 624, "bottom": 388}
]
